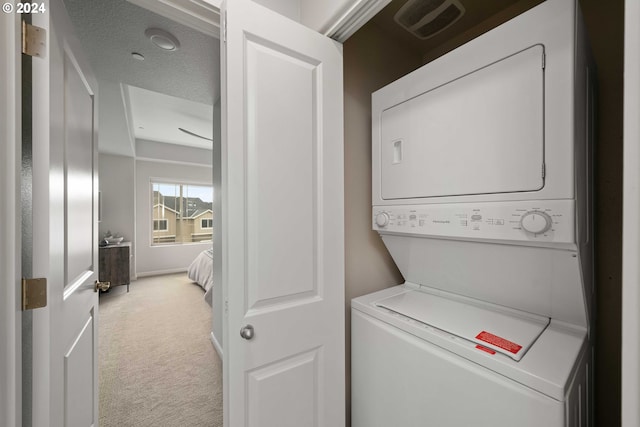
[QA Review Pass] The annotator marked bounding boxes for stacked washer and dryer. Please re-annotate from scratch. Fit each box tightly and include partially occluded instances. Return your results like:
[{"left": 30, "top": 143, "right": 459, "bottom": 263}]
[{"left": 351, "top": 0, "right": 595, "bottom": 426}]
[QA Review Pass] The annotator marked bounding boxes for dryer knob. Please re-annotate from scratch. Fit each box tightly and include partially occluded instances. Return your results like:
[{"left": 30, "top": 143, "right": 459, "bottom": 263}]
[
  {"left": 520, "top": 211, "right": 552, "bottom": 234},
  {"left": 375, "top": 212, "right": 390, "bottom": 228}
]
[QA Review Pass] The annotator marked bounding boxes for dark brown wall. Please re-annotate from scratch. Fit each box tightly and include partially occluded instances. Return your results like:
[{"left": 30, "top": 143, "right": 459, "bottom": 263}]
[
  {"left": 580, "top": 0, "right": 624, "bottom": 425},
  {"left": 343, "top": 22, "right": 422, "bottom": 426}
]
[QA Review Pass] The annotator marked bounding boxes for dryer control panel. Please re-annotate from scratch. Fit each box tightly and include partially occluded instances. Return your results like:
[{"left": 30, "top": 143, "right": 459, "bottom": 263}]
[{"left": 372, "top": 200, "right": 575, "bottom": 244}]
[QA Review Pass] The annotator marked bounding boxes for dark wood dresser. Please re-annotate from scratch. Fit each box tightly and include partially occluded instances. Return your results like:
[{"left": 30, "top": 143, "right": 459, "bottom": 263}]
[{"left": 99, "top": 242, "right": 131, "bottom": 292}]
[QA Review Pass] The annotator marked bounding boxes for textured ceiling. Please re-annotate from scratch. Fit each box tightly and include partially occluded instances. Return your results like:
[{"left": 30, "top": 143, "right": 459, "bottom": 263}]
[
  {"left": 62, "top": 0, "right": 541, "bottom": 156},
  {"left": 63, "top": 0, "right": 219, "bottom": 105}
]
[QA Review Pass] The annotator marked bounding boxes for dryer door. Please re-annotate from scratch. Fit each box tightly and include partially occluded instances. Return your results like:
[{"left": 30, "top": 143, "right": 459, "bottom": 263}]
[{"left": 379, "top": 45, "right": 545, "bottom": 200}]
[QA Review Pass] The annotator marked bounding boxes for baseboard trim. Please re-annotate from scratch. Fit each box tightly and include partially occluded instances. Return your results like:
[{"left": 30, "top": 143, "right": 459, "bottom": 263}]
[
  {"left": 210, "top": 331, "right": 223, "bottom": 358},
  {"left": 136, "top": 268, "right": 187, "bottom": 278}
]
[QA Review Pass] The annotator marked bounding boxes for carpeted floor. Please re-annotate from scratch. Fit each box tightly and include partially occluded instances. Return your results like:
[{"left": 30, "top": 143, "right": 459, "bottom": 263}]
[{"left": 98, "top": 273, "right": 222, "bottom": 427}]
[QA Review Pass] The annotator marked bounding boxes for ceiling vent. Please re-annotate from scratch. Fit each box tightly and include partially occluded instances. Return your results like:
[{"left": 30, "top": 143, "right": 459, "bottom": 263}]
[{"left": 394, "top": 0, "right": 465, "bottom": 39}]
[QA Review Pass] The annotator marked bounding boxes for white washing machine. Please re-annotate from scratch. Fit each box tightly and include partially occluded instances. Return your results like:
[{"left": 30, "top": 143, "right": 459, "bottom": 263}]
[
  {"left": 352, "top": 0, "right": 595, "bottom": 426},
  {"left": 352, "top": 285, "right": 588, "bottom": 426}
]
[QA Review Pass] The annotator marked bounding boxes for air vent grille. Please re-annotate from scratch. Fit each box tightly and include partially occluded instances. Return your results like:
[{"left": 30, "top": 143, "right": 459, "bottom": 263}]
[
  {"left": 396, "top": 0, "right": 446, "bottom": 27},
  {"left": 394, "top": 0, "right": 465, "bottom": 40},
  {"left": 415, "top": 4, "right": 462, "bottom": 38}
]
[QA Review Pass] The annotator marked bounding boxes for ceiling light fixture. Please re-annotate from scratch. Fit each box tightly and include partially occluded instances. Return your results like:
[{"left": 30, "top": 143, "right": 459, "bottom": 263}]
[
  {"left": 145, "top": 28, "right": 180, "bottom": 51},
  {"left": 131, "top": 52, "right": 145, "bottom": 61},
  {"left": 178, "top": 127, "right": 213, "bottom": 142}
]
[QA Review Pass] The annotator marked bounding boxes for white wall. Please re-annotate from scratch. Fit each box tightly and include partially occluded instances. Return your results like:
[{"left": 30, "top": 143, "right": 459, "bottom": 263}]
[
  {"left": 135, "top": 159, "right": 213, "bottom": 276},
  {"left": 136, "top": 139, "right": 212, "bottom": 167},
  {"left": 99, "top": 153, "right": 136, "bottom": 278},
  {"left": 98, "top": 80, "right": 135, "bottom": 157}
]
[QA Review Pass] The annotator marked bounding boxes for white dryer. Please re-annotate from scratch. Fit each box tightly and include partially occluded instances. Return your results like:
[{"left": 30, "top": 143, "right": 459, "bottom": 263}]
[{"left": 352, "top": 0, "right": 595, "bottom": 426}]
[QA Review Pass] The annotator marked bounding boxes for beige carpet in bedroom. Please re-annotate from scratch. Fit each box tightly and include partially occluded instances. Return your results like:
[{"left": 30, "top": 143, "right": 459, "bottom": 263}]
[{"left": 99, "top": 273, "right": 222, "bottom": 427}]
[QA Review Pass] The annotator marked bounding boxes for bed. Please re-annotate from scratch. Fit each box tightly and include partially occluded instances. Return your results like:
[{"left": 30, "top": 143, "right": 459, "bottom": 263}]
[{"left": 187, "top": 248, "right": 214, "bottom": 306}]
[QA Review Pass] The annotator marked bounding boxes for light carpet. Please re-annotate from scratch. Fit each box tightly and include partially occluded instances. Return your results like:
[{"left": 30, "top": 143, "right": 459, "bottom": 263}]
[{"left": 99, "top": 273, "right": 222, "bottom": 427}]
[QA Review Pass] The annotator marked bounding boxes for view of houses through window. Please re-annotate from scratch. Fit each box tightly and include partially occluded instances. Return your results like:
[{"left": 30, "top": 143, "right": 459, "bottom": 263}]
[{"left": 152, "top": 182, "right": 214, "bottom": 245}]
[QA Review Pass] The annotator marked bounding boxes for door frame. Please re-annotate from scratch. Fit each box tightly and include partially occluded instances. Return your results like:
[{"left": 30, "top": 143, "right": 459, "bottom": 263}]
[
  {"left": 622, "top": 0, "right": 640, "bottom": 425},
  {"left": 0, "top": 10, "right": 22, "bottom": 427}
]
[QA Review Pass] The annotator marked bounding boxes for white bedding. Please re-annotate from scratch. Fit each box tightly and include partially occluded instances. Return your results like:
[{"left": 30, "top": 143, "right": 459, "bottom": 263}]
[{"left": 187, "top": 248, "right": 214, "bottom": 306}]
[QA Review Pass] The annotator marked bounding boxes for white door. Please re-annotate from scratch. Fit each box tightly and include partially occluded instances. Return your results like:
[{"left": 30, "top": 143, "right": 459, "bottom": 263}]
[
  {"left": 221, "top": 1, "right": 345, "bottom": 426},
  {"left": 30, "top": 0, "right": 100, "bottom": 425}
]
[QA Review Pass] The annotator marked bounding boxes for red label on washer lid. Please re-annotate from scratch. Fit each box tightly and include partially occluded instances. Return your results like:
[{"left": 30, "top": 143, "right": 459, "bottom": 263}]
[
  {"left": 476, "top": 331, "right": 522, "bottom": 354},
  {"left": 475, "top": 345, "right": 496, "bottom": 355}
]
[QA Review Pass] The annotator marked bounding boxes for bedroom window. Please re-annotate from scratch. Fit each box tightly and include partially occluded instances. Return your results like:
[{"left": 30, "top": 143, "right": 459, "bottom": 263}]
[{"left": 152, "top": 182, "right": 214, "bottom": 245}]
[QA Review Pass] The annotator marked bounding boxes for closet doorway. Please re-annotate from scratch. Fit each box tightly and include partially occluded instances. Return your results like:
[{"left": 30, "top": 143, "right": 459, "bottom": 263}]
[{"left": 63, "top": 0, "right": 222, "bottom": 425}]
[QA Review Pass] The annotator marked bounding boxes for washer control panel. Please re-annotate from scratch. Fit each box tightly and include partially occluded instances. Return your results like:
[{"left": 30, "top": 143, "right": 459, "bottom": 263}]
[{"left": 373, "top": 200, "right": 575, "bottom": 244}]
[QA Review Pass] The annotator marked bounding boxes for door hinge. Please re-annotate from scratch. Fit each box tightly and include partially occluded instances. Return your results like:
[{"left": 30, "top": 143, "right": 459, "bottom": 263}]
[
  {"left": 542, "top": 163, "right": 546, "bottom": 179},
  {"left": 224, "top": 298, "right": 229, "bottom": 314},
  {"left": 542, "top": 52, "right": 546, "bottom": 70},
  {"left": 22, "top": 21, "right": 46, "bottom": 58},
  {"left": 22, "top": 277, "right": 47, "bottom": 311}
]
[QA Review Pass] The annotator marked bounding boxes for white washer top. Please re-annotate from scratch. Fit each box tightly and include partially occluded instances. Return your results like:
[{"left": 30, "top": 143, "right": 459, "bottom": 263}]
[
  {"left": 376, "top": 288, "right": 549, "bottom": 361},
  {"left": 353, "top": 285, "right": 587, "bottom": 401}
]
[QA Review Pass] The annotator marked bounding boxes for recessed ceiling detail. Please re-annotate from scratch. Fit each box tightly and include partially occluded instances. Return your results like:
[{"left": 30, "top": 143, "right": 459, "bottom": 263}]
[
  {"left": 126, "top": 85, "right": 214, "bottom": 150},
  {"left": 178, "top": 127, "right": 214, "bottom": 142},
  {"left": 395, "top": 0, "right": 465, "bottom": 39}
]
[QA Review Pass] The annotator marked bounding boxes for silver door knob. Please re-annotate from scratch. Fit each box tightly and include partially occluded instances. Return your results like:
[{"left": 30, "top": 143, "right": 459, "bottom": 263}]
[{"left": 240, "top": 324, "right": 255, "bottom": 340}]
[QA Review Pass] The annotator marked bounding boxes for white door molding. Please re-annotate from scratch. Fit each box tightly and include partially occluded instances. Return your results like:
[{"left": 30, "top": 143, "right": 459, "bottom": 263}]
[
  {"left": 622, "top": 0, "right": 640, "bottom": 425},
  {"left": 320, "top": 0, "right": 391, "bottom": 42},
  {"left": 126, "top": 0, "right": 221, "bottom": 37},
  {"left": 128, "top": 0, "right": 388, "bottom": 42},
  {"left": 0, "top": 11, "right": 21, "bottom": 427}
]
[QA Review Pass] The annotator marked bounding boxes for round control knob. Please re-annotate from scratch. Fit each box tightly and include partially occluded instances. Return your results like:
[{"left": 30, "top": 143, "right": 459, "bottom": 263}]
[
  {"left": 520, "top": 211, "right": 552, "bottom": 234},
  {"left": 375, "top": 212, "right": 390, "bottom": 227}
]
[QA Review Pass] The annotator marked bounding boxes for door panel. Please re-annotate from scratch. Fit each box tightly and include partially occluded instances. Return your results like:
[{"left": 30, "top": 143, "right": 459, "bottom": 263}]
[
  {"left": 223, "top": 1, "right": 345, "bottom": 426},
  {"left": 245, "top": 35, "right": 320, "bottom": 312},
  {"left": 64, "top": 52, "right": 95, "bottom": 286},
  {"left": 247, "top": 349, "right": 319, "bottom": 427},
  {"left": 64, "top": 315, "right": 95, "bottom": 427}
]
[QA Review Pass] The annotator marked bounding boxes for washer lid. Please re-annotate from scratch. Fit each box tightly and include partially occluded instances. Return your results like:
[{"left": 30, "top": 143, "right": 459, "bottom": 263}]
[{"left": 375, "top": 288, "right": 549, "bottom": 361}]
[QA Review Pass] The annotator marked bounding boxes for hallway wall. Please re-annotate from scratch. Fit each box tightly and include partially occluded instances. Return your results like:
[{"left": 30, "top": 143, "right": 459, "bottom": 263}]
[{"left": 99, "top": 153, "right": 136, "bottom": 278}]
